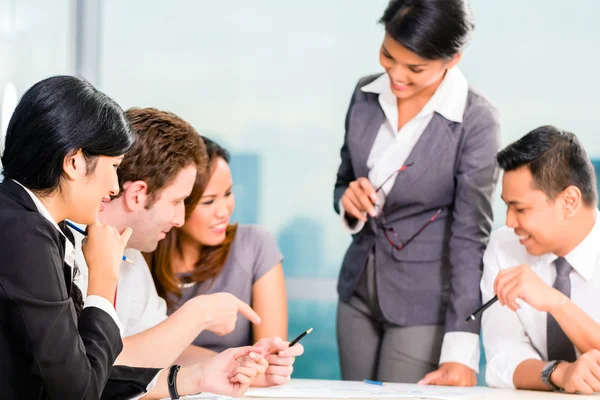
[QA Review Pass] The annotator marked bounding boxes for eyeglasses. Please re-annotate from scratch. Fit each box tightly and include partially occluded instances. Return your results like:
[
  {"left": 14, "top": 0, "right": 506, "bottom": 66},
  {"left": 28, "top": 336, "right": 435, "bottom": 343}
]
[{"left": 374, "top": 163, "right": 442, "bottom": 251}]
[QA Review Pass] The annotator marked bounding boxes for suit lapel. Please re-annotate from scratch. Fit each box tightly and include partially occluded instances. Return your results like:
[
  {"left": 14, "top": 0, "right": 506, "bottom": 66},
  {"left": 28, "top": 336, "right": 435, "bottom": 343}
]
[
  {"left": 58, "top": 221, "right": 80, "bottom": 301},
  {"left": 349, "top": 100, "right": 385, "bottom": 179},
  {"left": 59, "top": 231, "right": 73, "bottom": 294},
  {"left": 385, "top": 114, "right": 457, "bottom": 204},
  {"left": 63, "top": 258, "right": 72, "bottom": 294}
]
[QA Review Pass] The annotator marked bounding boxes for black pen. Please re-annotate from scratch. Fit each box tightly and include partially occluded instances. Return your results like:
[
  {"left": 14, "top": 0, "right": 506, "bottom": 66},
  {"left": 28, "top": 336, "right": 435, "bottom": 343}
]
[
  {"left": 465, "top": 296, "right": 498, "bottom": 322},
  {"left": 65, "top": 220, "right": 134, "bottom": 265},
  {"left": 288, "top": 328, "right": 313, "bottom": 347}
]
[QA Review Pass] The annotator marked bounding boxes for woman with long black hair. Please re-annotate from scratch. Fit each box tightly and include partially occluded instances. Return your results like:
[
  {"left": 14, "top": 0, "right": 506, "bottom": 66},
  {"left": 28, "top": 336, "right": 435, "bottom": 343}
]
[{"left": 0, "top": 76, "right": 266, "bottom": 399}]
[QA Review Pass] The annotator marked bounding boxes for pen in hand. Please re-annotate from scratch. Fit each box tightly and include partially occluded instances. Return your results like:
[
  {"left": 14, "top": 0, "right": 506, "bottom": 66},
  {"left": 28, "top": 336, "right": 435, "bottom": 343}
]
[
  {"left": 265, "top": 328, "right": 312, "bottom": 358},
  {"left": 288, "top": 328, "right": 313, "bottom": 347},
  {"left": 65, "top": 220, "right": 134, "bottom": 265},
  {"left": 465, "top": 295, "right": 498, "bottom": 322}
]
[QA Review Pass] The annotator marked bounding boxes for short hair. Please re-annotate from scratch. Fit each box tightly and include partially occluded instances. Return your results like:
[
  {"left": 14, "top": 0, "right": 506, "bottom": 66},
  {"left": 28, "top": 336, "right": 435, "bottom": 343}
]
[
  {"left": 496, "top": 125, "right": 598, "bottom": 207},
  {"left": 1, "top": 75, "right": 133, "bottom": 194},
  {"left": 117, "top": 108, "right": 207, "bottom": 206},
  {"left": 380, "top": 0, "right": 475, "bottom": 60},
  {"left": 146, "top": 136, "right": 237, "bottom": 306}
]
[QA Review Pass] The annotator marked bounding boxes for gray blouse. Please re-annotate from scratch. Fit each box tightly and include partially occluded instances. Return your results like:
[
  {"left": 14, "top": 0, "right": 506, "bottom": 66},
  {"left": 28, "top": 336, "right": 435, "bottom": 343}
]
[{"left": 169, "top": 224, "right": 283, "bottom": 352}]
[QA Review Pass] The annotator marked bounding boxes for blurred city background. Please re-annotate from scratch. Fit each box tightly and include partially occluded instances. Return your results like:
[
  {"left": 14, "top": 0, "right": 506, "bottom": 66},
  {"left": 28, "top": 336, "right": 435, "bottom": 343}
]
[{"left": 2, "top": 0, "right": 600, "bottom": 384}]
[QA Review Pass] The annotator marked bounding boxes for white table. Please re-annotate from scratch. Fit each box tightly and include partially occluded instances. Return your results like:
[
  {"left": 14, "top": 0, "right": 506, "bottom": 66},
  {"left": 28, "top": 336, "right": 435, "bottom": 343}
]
[{"left": 183, "top": 379, "right": 596, "bottom": 400}]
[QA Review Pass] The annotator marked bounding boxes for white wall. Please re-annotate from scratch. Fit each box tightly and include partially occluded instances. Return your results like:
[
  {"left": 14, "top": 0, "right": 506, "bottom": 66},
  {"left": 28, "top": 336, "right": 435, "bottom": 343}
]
[
  {"left": 2, "top": 0, "right": 599, "bottom": 381},
  {"left": 98, "top": 0, "right": 600, "bottom": 272},
  {"left": 0, "top": 0, "right": 74, "bottom": 162}
]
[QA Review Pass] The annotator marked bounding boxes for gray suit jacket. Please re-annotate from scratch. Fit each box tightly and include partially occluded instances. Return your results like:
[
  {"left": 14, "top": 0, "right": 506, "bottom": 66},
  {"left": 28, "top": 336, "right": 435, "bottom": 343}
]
[{"left": 334, "top": 74, "right": 501, "bottom": 335}]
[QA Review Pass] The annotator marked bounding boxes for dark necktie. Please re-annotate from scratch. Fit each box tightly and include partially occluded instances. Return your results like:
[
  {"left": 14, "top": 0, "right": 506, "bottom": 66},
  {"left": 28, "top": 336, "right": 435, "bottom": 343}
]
[{"left": 547, "top": 257, "right": 577, "bottom": 362}]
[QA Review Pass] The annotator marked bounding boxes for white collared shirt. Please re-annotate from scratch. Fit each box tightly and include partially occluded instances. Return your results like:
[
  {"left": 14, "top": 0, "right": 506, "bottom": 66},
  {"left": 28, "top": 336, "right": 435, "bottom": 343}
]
[
  {"left": 340, "top": 66, "right": 469, "bottom": 233},
  {"left": 339, "top": 68, "right": 479, "bottom": 372},
  {"left": 73, "top": 240, "right": 168, "bottom": 338},
  {"left": 12, "top": 180, "right": 123, "bottom": 333},
  {"left": 481, "top": 211, "right": 600, "bottom": 388}
]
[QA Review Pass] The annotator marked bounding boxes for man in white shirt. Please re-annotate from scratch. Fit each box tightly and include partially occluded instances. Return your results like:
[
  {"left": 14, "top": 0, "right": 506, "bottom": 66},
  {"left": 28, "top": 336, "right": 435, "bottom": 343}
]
[
  {"left": 73, "top": 107, "right": 302, "bottom": 387},
  {"left": 481, "top": 125, "right": 600, "bottom": 394}
]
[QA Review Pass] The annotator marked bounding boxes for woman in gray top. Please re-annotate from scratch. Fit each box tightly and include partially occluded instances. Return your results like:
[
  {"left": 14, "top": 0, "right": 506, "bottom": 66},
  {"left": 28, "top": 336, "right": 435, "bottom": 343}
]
[{"left": 147, "top": 137, "right": 287, "bottom": 352}]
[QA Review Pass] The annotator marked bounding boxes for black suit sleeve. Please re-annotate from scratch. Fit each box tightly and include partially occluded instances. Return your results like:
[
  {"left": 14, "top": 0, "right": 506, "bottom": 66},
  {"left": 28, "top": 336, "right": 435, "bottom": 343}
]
[
  {"left": 0, "top": 219, "right": 120, "bottom": 399},
  {"left": 103, "top": 366, "right": 162, "bottom": 400},
  {"left": 0, "top": 218, "right": 159, "bottom": 399}
]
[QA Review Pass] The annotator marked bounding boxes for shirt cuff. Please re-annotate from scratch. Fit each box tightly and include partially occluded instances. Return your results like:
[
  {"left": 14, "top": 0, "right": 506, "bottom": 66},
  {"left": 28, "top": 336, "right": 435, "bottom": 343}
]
[
  {"left": 339, "top": 199, "right": 366, "bottom": 234},
  {"left": 127, "top": 369, "right": 163, "bottom": 400},
  {"left": 485, "top": 347, "right": 543, "bottom": 389},
  {"left": 439, "top": 331, "right": 480, "bottom": 373},
  {"left": 84, "top": 295, "right": 124, "bottom": 336}
]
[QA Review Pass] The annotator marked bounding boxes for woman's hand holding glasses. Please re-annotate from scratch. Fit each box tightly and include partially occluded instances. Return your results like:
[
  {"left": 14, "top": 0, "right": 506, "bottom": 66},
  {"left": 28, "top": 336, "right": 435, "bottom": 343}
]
[{"left": 340, "top": 177, "right": 379, "bottom": 221}]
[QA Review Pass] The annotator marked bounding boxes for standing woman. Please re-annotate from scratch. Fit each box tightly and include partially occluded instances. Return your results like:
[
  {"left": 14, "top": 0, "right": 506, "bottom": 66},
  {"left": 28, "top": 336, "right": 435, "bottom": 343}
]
[
  {"left": 334, "top": 0, "right": 501, "bottom": 386},
  {"left": 0, "top": 77, "right": 265, "bottom": 399}
]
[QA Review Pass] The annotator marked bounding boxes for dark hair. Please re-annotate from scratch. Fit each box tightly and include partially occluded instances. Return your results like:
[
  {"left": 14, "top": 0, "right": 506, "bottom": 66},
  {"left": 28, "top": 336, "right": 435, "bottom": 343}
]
[
  {"left": 203, "top": 136, "right": 230, "bottom": 163},
  {"left": 1, "top": 76, "right": 133, "bottom": 194},
  {"left": 181, "top": 136, "right": 229, "bottom": 219},
  {"left": 497, "top": 125, "right": 598, "bottom": 207},
  {"left": 145, "top": 136, "right": 236, "bottom": 306},
  {"left": 117, "top": 108, "right": 207, "bottom": 206},
  {"left": 380, "top": 0, "right": 474, "bottom": 60}
]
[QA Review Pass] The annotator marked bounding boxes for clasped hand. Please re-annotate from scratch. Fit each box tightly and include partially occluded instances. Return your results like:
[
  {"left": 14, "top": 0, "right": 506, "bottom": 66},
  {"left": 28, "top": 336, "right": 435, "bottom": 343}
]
[{"left": 249, "top": 336, "right": 305, "bottom": 387}]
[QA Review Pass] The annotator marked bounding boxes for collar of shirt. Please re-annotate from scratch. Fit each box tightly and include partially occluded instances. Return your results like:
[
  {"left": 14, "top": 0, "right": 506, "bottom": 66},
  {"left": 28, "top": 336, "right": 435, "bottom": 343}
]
[
  {"left": 12, "top": 179, "right": 76, "bottom": 267},
  {"left": 538, "top": 210, "right": 600, "bottom": 281},
  {"left": 360, "top": 67, "right": 469, "bottom": 128}
]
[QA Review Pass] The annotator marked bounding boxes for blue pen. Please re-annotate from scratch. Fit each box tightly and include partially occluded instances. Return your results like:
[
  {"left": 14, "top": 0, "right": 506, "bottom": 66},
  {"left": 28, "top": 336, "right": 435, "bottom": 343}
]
[
  {"left": 65, "top": 220, "right": 134, "bottom": 265},
  {"left": 364, "top": 380, "right": 385, "bottom": 386}
]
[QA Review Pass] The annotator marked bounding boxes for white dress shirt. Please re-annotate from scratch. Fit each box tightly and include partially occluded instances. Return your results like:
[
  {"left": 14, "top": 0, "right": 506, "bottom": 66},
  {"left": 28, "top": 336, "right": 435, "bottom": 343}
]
[
  {"left": 12, "top": 180, "right": 123, "bottom": 332},
  {"left": 481, "top": 211, "right": 600, "bottom": 388},
  {"left": 338, "top": 68, "right": 480, "bottom": 372},
  {"left": 339, "top": 66, "right": 469, "bottom": 233},
  {"left": 73, "top": 241, "right": 168, "bottom": 338}
]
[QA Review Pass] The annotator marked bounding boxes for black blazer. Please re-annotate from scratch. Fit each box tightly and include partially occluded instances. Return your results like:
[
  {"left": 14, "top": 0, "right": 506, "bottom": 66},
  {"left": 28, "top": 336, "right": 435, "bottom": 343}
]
[{"left": 0, "top": 179, "right": 160, "bottom": 399}]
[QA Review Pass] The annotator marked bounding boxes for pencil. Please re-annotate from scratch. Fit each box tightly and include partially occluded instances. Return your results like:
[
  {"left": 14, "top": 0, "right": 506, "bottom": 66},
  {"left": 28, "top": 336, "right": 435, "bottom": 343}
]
[
  {"left": 65, "top": 220, "right": 134, "bottom": 265},
  {"left": 465, "top": 295, "right": 498, "bottom": 322},
  {"left": 288, "top": 328, "right": 313, "bottom": 347}
]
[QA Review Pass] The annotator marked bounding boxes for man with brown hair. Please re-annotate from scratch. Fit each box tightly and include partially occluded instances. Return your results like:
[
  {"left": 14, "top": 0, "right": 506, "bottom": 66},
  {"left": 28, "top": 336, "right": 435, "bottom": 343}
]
[{"left": 73, "top": 108, "right": 302, "bottom": 387}]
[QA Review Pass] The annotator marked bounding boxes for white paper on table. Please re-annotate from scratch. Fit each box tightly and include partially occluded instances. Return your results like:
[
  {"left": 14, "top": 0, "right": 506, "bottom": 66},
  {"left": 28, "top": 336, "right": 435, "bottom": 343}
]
[
  {"left": 176, "top": 394, "right": 234, "bottom": 400},
  {"left": 243, "top": 380, "right": 495, "bottom": 399}
]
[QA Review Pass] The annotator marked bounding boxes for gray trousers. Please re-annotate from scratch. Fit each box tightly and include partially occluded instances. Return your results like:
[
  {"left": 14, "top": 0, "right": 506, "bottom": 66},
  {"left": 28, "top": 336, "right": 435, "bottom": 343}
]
[{"left": 337, "top": 252, "right": 444, "bottom": 383}]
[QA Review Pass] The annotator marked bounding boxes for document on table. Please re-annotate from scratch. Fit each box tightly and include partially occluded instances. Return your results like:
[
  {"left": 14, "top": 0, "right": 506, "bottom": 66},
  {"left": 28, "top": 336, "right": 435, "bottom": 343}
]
[
  {"left": 244, "top": 380, "right": 482, "bottom": 399},
  {"left": 178, "top": 380, "right": 498, "bottom": 399},
  {"left": 179, "top": 395, "right": 234, "bottom": 400}
]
